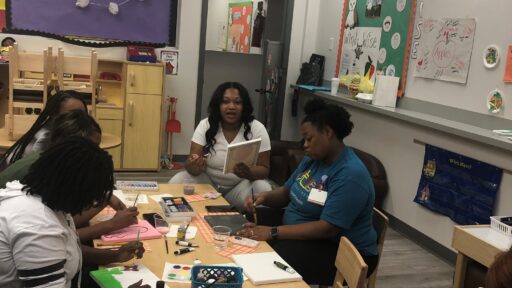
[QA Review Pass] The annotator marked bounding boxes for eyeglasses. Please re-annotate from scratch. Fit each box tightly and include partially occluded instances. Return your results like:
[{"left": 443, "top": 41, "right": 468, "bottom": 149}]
[{"left": 24, "top": 108, "right": 42, "bottom": 115}]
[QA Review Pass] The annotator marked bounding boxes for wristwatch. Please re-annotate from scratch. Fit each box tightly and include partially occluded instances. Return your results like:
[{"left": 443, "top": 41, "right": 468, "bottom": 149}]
[{"left": 270, "top": 226, "right": 279, "bottom": 240}]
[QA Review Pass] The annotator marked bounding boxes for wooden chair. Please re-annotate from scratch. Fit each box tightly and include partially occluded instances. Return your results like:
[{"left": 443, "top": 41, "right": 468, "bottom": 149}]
[
  {"left": 7, "top": 43, "right": 53, "bottom": 140},
  {"left": 56, "top": 48, "right": 98, "bottom": 116},
  {"left": 367, "top": 207, "right": 389, "bottom": 288},
  {"left": 333, "top": 237, "right": 368, "bottom": 288}
]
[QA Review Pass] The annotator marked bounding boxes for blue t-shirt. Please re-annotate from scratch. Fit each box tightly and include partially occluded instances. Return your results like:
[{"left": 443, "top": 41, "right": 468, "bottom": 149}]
[{"left": 283, "top": 146, "right": 378, "bottom": 256}]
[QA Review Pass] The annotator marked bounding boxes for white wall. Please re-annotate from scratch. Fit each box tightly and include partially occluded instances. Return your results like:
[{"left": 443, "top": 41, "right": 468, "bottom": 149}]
[
  {"left": 0, "top": 0, "right": 202, "bottom": 156},
  {"left": 283, "top": 0, "right": 512, "bottom": 250}
]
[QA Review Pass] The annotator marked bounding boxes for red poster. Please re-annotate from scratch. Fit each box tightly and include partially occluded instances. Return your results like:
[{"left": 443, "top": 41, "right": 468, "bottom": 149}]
[
  {"left": 504, "top": 46, "right": 512, "bottom": 83},
  {"left": 227, "top": 2, "right": 252, "bottom": 53}
]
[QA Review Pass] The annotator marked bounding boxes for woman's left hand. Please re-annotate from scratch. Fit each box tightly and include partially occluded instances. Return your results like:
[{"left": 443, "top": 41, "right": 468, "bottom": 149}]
[
  {"left": 233, "top": 163, "right": 253, "bottom": 180},
  {"left": 236, "top": 223, "right": 271, "bottom": 241}
]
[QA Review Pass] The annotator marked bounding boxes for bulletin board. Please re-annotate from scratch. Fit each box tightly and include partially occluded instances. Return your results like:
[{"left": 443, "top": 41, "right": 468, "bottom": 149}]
[
  {"left": 3, "top": 0, "right": 178, "bottom": 47},
  {"left": 336, "top": 0, "right": 416, "bottom": 97}
]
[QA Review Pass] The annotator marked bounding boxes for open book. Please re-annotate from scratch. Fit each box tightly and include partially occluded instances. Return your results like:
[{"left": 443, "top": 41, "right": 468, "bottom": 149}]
[{"left": 223, "top": 138, "right": 261, "bottom": 174}]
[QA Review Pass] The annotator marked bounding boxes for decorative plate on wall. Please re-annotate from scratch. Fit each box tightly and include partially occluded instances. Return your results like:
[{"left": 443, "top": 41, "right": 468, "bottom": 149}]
[
  {"left": 483, "top": 45, "right": 500, "bottom": 69},
  {"left": 487, "top": 89, "right": 504, "bottom": 114}
]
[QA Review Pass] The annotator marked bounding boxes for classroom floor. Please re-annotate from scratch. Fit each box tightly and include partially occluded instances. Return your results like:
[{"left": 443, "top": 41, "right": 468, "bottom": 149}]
[{"left": 114, "top": 169, "right": 455, "bottom": 288}]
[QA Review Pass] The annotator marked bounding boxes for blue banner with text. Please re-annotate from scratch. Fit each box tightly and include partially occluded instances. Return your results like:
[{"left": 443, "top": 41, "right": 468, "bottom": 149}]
[{"left": 414, "top": 144, "right": 502, "bottom": 225}]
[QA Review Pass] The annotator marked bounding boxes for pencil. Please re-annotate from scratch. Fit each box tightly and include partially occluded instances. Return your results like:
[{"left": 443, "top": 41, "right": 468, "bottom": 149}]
[
  {"left": 132, "top": 192, "right": 141, "bottom": 207},
  {"left": 164, "top": 237, "right": 169, "bottom": 254},
  {"left": 252, "top": 188, "right": 257, "bottom": 225}
]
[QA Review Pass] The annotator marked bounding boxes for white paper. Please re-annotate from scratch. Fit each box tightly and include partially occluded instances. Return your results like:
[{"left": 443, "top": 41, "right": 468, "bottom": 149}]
[
  {"left": 166, "top": 225, "right": 198, "bottom": 240},
  {"left": 123, "top": 193, "right": 149, "bottom": 206},
  {"left": 414, "top": 18, "right": 476, "bottom": 84},
  {"left": 231, "top": 252, "right": 303, "bottom": 285},
  {"left": 465, "top": 227, "right": 512, "bottom": 251},
  {"left": 162, "top": 262, "right": 193, "bottom": 283},
  {"left": 149, "top": 194, "right": 174, "bottom": 203},
  {"left": 339, "top": 27, "right": 381, "bottom": 83},
  {"left": 373, "top": 76, "right": 399, "bottom": 108}
]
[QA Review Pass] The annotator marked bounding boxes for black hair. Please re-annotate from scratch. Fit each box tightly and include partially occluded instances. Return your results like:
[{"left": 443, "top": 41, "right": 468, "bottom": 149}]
[
  {"left": 1, "top": 37, "right": 15, "bottom": 47},
  {"left": 50, "top": 110, "right": 102, "bottom": 145},
  {"left": 302, "top": 98, "right": 353, "bottom": 140},
  {"left": 21, "top": 136, "right": 114, "bottom": 215},
  {"left": 0, "top": 91, "right": 88, "bottom": 167},
  {"left": 204, "top": 82, "right": 255, "bottom": 154}
]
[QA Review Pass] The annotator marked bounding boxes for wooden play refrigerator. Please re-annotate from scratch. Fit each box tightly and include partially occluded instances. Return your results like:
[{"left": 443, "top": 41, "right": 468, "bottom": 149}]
[{"left": 96, "top": 61, "right": 164, "bottom": 170}]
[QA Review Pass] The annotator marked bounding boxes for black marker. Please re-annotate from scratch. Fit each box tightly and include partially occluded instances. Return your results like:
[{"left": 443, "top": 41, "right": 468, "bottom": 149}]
[
  {"left": 273, "top": 261, "right": 295, "bottom": 274},
  {"left": 176, "top": 240, "right": 199, "bottom": 247},
  {"left": 174, "top": 247, "right": 195, "bottom": 255}
]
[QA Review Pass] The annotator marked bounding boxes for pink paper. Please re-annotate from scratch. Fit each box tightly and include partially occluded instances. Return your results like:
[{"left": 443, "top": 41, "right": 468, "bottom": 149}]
[
  {"left": 504, "top": 46, "right": 512, "bottom": 83},
  {"left": 101, "top": 220, "right": 162, "bottom": 243}
]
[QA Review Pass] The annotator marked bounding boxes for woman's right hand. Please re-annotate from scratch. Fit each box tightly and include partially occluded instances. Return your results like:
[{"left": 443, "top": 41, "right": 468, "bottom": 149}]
[
  {"left": 244, "top": 192, "right": 266, "bottom": 213},
  {"left": 187, "top": 154, "right": 206, "bottom": 171}
]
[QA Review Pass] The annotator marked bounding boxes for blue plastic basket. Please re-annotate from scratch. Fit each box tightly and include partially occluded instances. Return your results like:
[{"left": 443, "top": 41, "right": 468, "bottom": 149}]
[{"left": 191, "top": 265, "right": 244, "bottom": 288}]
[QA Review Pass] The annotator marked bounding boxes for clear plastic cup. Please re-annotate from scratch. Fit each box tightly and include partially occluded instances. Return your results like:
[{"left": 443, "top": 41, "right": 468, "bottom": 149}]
[
  {"left": 212, "top": 225, "right": 231, "bottom": 249},
  {"left": 183, "top": 178, "right": 195, "bottom": 195}
]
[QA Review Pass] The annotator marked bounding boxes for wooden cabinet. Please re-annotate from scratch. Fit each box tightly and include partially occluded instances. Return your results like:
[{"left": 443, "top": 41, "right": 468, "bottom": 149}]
[
  {"left": 122, "top": 63, "right": 163, "bottom": 170},
  {"left": 96, "top": 107, "right": 123, "bottom": 169},
  {"left": 96, "top": 61, "right": 163, "bottom": 171},
  {"left": 123, "top": 93, "right": 162, "bottom": 169}
]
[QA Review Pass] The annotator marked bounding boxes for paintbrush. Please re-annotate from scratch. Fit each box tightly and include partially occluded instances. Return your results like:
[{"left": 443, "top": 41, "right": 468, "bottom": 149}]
[
  {"left": 252, "top": 188, "right": 257, "bottom": 225},
  {"left": 132, "top": 192, "right": 141, "bottom": 207}
]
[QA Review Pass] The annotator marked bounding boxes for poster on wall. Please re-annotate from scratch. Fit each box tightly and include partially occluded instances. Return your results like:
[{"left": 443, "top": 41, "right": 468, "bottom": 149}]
[
  {"left": 161, "top": 51, "right": 178, "bottom": 76},
  {"left": 336, "top": 0, "right": 416, "bottom": 98},
  {"left": 4, "top": 0, "right": 178, "bottom": 47},
  {"left": 414, "top": 18, "right": 476, "bottom": 84},
  {"left": 414, "top": 144, "right": 502, "bottom": 225},
  {"left": 227, "top": 2, "right": 253, "bottom": 53},
  {"left": 340, "top": 27, "right": 382, "bottom": 83},
  {"left": 0, "top": 0, "right": 5, "bottom": 31}
]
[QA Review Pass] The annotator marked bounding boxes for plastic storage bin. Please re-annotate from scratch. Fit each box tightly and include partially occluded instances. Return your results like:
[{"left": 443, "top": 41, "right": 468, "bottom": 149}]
[{"left": 191, "top": 265, "right": 244, "bottom": 288}]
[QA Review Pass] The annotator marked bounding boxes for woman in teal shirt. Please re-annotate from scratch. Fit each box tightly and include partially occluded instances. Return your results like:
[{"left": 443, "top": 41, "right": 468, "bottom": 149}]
[{"left": 240, "top": 98, "right": 378, "bottom": 285}]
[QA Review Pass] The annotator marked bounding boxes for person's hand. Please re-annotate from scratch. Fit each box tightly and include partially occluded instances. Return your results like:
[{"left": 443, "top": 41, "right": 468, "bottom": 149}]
[
  {"left": 116, "top": 241, "right": 145, "bottom": 263},
  {"left": 108, "top": 195, "right": 127, "bottom": 211},
  {"left": 188, "top": 154, "right": 206, "bottom": 171},
  {"left": 233, "top": 163, "right": 253, "bottom": 180},
  {"left": 243, "top": 192, "right": 266, "bottom": 213},
  {"left": 127, "top": 279, "right": 150, "bottom": 288},
  {"left": 236, "top": 223, "right": 271, "bottom": 241},
  {"left": 110, "top": 207, "right": 138, "bottom": 230}
]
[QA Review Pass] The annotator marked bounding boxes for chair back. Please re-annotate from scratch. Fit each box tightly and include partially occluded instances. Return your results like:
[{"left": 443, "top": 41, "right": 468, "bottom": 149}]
[
  {"left": 367, "top": 207, "right": 389, "bottom": 288},
  {"left": 333, "top": 237, "right": 368, "bottom": 288}
]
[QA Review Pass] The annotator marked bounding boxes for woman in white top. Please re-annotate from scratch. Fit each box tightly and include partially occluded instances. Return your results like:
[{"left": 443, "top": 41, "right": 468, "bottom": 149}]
[
  {"left": 170, "top": 82, "right": 271, "bottom": 210},
  {"left": 0, "top": 137, "right": 145, "bottom": 288}
]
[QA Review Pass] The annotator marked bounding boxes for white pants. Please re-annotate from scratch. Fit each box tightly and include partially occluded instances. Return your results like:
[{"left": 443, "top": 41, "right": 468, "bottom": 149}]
[{"left": 168, "top": 171, "right": 271, "bottom": 211}]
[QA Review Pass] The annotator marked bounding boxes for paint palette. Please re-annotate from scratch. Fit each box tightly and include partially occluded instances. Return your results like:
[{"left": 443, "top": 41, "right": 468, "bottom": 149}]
[{"left": 162, "top": 263, "right": 192, "bottom": 283}]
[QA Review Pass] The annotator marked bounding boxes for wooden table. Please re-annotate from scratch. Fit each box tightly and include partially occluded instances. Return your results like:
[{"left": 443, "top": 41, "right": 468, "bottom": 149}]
[
  {"left": 104, "top": 184, "right": 309, "bottom": 288},
  {"left": 451, "top": 225, "right": 510, "bottom": 288},
  {"left": 0, "top": 128, "right": 121, "bottom": 150}
]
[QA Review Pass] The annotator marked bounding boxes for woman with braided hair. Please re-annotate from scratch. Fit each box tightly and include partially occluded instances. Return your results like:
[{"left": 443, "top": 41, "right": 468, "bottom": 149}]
[
  {"left": 0, "top": 90, "right": 87, "bottom": 170},
  {"left": 0, "top": 137, "right": 146, "bottom": 287}
]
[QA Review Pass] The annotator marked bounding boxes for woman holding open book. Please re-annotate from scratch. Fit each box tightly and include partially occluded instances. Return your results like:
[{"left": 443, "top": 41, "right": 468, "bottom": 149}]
[
  {"left": 239, "top": 98, "right": 378, "bottom": 286},
  {"left": 169, "top": 82, "right": 271, "bottom": 211}
]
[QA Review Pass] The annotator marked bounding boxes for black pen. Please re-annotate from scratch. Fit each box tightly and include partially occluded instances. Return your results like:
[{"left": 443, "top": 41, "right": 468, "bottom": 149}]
[
  {"left": 164, "top": 237, "right": 169, "bottom": 254},
  {"left": 274, "top": 261, "right": 295, "bottom": 274},
  {"left": 252, "top": 188, "right": 258, "bottom": 224},
  {"left": 174, "top": 247, "right": 195, "bottom": 255}
]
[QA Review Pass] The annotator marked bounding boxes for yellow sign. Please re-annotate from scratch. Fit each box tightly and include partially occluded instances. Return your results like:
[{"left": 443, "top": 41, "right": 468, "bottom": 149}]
[{"left": 0, "top": 0, "right": 5, "bottom": 10}]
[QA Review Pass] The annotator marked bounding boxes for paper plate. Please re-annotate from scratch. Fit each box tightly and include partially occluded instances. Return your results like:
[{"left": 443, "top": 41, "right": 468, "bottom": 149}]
[
  {"left": 483, "top": 45, "right": 500, "bottom": 68},
  {"left": 487, "top": 89, "right": 504, "bottom": 113}
]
